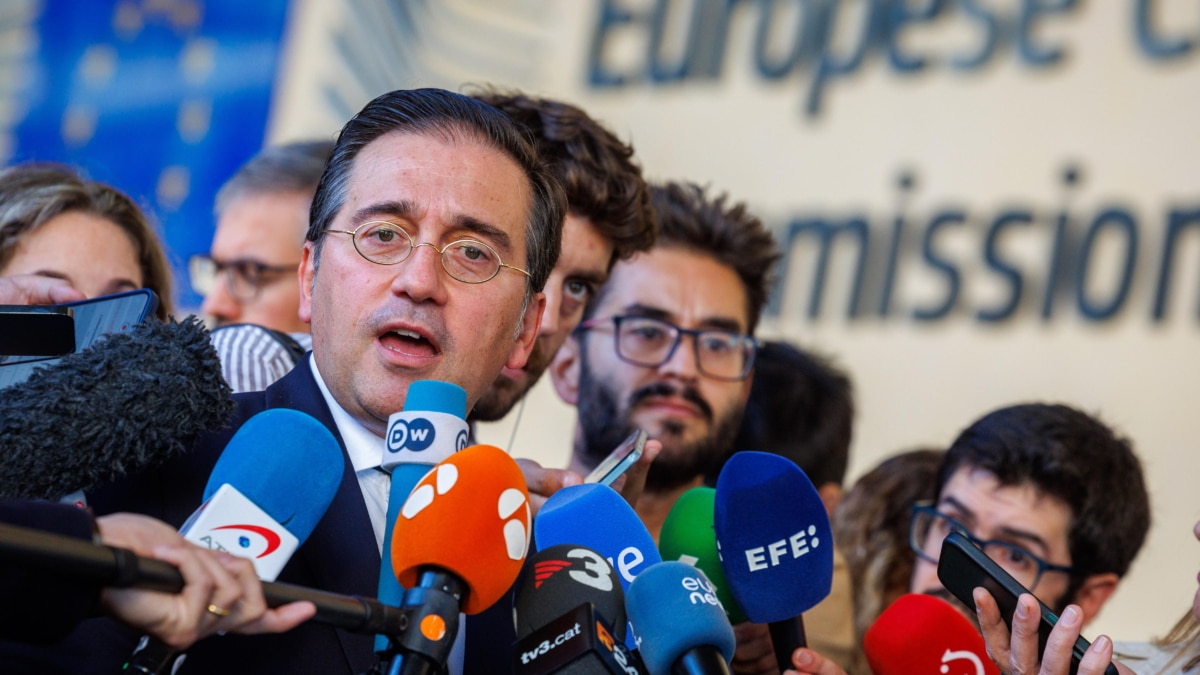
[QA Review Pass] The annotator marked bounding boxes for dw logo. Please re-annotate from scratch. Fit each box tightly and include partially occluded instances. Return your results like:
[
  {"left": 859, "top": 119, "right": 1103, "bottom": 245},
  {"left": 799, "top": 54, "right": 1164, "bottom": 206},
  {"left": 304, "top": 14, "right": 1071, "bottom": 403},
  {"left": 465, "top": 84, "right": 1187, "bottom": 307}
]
[{"left": 388, "top": 417, "right": 437, "bottom": 453}]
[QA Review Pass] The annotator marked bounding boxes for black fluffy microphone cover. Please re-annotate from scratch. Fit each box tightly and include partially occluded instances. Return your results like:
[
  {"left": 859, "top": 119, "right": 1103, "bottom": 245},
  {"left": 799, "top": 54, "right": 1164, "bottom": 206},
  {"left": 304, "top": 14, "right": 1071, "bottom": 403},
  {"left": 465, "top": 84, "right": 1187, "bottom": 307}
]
[{"left": 0, "top": 317, "right": 235, "bottom": 500}]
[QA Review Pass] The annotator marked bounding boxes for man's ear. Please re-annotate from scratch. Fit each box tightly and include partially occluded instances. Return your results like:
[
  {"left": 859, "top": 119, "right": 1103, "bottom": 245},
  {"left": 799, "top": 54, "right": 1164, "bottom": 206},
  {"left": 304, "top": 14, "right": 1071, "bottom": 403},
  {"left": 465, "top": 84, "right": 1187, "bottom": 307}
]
[
  {"left": 298, "top": 242, "right": 316, "bottom": 324},
  {"left": 549, "top": 333, "right": 581, "bottom": 406},
  {"left": 505, "top": 292, "right": 546, "bottom": 370},
  {"left": 1072, "top": 572, "right": 1118, "bottom": 626}
]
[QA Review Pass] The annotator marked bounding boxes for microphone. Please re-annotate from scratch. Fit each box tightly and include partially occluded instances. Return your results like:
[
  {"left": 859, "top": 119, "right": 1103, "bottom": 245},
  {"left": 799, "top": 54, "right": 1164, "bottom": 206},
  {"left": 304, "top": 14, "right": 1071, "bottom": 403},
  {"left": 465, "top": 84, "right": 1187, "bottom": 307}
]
[
  {"left": 387, "top": 444, "right": 531, "bottom": 674},
  {"left": 713, "top": 451, "right": 833, "bottom": 673},
  {"left": 534, "top": 482, "right": 662, "bottom": 650},
  {"left": 512, "top": 544, "right": 647, "bottom": 674},
  {"left": 625, "top": 561, "right": 735, "bottom": 675},
  {"left": 864, "top": 594, "right": 1000, "bottom": 675},
  {"left": 0, "top": 519, "right": 407, "bottom": 637},
  {"left": 376, "top": 380, "right": 469, "bottom": 653},
  {"left": 128, "top": 408, "right": 344, "bottom": 673},
  {"left": 658, "top": 487, "right": 746, "bottom": 625},
  {"left": 0, "top": 317, "right": 234, "bottom": 500}
]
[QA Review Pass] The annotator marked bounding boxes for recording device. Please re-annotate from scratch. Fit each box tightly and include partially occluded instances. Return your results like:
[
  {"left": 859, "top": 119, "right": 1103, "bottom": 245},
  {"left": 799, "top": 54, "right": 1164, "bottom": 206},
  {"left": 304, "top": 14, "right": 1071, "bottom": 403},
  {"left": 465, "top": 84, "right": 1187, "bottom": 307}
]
[
  {"left": 513, "top": 544, "right": 646, "bottom": 674},
  {"left": 387, "top": 444, "right": 532, "bottom": 674},
  {"left": 658, "top": 487, "right": 746, "bottom": 625},
  {"left": 584, "top": 429, "right": 647, "bottom": 487},
  {"left": 937, "top": 531, "right": 1120, "bottom": 675},
  {"left": 0, "top": 288, "right": 158, "bottom": 388},
  {"left": 0, "top": 316, "right": 233, "bottom": 500},
  {"left": 863, "top": 593, "right": 999, "bottom": 675},
  {"left": 127, "top": 408, "right": 345, "bottom": 673},
  {"left": 534, "top": 482, "right": 662, "bottom": 650},
  {"left": 376, "top": 380, "right": 469, "bottom": 653},
  {"left": 0, "top": 519, "right": 407, "bottom": 637},
  {"left": 0, "top": 304, "right": 73, "bottom": 356},
  {"left": 625, "top": 561, "right": 735, "bottom": 675},
  {"left": 713, "top": 451, "right": 833, "bottom": 673},
  {"left": 180, "top": 409, "right": 343, "bottom": 579}
]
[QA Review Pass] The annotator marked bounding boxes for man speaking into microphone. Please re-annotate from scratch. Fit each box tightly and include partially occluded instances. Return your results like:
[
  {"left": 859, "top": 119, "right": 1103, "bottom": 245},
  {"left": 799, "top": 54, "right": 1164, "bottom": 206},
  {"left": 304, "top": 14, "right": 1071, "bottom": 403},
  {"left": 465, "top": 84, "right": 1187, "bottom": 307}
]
[{"left": 36, "top": 88, "right": 567, "bottom": 675}]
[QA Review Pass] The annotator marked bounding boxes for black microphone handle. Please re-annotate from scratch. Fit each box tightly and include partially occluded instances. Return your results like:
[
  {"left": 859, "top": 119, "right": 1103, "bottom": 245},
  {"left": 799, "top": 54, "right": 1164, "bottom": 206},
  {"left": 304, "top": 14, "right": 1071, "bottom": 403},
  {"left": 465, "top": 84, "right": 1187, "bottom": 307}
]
[
  {"left": 768, "top": 616, "right": 807, "bottom": 673},
  {"left": 0, "top": 521, "right": 406, "bottom": 636},
  {"left": 671, "top": 645, "right": 732, "bottom": 675}
]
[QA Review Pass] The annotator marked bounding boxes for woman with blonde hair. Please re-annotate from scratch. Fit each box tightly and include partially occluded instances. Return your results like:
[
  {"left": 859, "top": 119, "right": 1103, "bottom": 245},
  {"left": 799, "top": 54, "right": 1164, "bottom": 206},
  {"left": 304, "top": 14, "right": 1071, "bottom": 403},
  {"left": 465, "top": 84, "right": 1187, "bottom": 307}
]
[{"left": 0, "top": 163, "right": 173, "bottom": 320}]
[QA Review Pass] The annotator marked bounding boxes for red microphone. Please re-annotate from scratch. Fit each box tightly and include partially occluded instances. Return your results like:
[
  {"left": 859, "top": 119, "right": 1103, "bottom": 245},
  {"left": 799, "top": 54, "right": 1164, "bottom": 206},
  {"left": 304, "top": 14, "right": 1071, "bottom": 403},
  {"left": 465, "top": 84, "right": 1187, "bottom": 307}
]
[{"left": 864, "top": 594, "right": 1000, "bottom": 675}]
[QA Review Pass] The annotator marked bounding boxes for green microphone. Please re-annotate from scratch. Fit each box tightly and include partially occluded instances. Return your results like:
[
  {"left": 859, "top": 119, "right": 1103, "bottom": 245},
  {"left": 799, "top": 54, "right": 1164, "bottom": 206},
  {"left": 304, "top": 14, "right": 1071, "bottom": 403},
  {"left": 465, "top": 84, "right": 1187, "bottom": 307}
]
[{"left": 658, "top": 487, "right": 748, "bottom": 624}]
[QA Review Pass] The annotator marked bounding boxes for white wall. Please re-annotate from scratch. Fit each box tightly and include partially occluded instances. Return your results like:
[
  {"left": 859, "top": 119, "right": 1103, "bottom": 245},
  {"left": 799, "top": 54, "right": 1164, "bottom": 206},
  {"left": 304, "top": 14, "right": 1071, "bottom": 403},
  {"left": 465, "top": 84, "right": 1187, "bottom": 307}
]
[{"left": 272, "top": 0, "right": 1200, "bottom": 642}]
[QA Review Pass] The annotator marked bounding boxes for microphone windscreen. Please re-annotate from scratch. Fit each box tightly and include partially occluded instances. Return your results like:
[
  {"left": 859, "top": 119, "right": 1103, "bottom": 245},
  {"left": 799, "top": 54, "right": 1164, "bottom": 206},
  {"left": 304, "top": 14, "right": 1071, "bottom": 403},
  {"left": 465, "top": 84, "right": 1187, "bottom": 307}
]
[
  {"left": 202, "top": 408, "right": 343, "bottom": 543},
  {"left": 0, "top": 317, "right": 234, "bottom": 500},
  {"left": 534, "top": 483, "right": 661, "bottom": 591},
  {"left": 625, "top": 561, "right": 735, "bottom": 675},
  {"left": 713, "top": 451, "right": 833, "bottom": 623},
  {"left": 658, "top": 487, "right": 747, "bottom": 625},
  {"left": 864, "top": 594, "right": 1000, "bottom": 675},
  {"left": 514, "top": 543, "right": 626, "bottom": 641},
  {"left": 390, "top": 444, "right": 531, "bottom": 614}
]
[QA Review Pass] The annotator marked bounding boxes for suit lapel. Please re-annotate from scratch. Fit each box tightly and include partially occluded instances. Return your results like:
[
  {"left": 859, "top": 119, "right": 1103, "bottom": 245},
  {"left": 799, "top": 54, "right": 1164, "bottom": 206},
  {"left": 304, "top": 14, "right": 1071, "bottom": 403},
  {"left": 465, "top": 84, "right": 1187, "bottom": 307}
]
[{"left": 266, "top": 359, "right": 382, "bottom": 673}]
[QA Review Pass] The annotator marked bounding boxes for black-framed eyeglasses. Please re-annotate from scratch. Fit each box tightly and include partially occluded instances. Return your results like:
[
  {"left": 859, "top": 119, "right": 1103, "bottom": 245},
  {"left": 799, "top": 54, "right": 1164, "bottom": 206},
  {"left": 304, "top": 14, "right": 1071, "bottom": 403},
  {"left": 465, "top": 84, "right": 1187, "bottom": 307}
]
[
  {"left": 909, "top": 501, "right": 1076, "bottom": 590},
  {"left": 576, "top": 314, "right": 758, "bottom": 381},
  {"left": 189, "top": 254, "right": 297, "bottom": 303},
  {"left": 323, "top": 220, "right": 530, "bottom": 284}
]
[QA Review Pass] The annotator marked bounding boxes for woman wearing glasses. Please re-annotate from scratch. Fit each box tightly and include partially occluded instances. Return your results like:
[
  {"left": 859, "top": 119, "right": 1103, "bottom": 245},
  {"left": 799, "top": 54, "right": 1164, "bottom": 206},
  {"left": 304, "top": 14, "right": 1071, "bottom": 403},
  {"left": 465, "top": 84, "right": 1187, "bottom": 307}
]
[{"left": 0, "top": 163, "right": 173, "bottom": 320}]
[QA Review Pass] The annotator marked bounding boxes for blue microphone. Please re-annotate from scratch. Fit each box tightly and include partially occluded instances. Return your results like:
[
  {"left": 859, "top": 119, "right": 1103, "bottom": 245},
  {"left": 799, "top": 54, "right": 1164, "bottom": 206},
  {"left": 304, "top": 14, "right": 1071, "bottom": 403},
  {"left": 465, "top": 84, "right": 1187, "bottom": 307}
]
[
  {"left": 713, "top": 451, "right": 833, "bottom": 673},
  {"left": 130, "top": 408, "right": 344, "bottom": 673},
  {"left": 625, "top": 561, "right": 735, "bottom": 675},
  {"left": 534, "top": 483, "right": 661, "bottom": 649},
  {"left": 375, "top": 380, "right": 468, "bottom": 653}
]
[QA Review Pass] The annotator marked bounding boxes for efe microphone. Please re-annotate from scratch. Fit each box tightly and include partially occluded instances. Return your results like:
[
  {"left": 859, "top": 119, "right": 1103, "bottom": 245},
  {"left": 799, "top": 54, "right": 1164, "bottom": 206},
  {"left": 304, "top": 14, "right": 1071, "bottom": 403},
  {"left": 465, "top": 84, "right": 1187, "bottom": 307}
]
[{"left": 713, "top": 451, "right": 833, "bottom": 673}]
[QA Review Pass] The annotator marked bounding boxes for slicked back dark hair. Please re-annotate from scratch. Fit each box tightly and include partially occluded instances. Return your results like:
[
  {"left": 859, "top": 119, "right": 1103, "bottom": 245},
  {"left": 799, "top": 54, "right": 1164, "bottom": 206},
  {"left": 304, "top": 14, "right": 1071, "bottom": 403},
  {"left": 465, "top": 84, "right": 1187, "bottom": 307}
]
[
  {"left": 937, "top": 403, "right": 1150, "bottom": 583},
  {"left": 716, "top": 340, "right": 853, "bottom": 486},
  {"left": 591, "top": 181, "right": 778, "bottom": 333},
  {"left": 306, "top": 88, "right": 565, "bottom": 293},
  {"left": 470, "top": 88, "right": 656, "bottom": 264}
]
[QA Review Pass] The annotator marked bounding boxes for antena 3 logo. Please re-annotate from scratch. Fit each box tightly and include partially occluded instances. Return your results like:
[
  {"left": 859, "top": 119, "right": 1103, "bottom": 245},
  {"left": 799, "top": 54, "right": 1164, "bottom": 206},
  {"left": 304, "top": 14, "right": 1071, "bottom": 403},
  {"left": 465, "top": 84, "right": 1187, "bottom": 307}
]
[{"left": 387, "top": 416, "right": 436, "bottom": 453}]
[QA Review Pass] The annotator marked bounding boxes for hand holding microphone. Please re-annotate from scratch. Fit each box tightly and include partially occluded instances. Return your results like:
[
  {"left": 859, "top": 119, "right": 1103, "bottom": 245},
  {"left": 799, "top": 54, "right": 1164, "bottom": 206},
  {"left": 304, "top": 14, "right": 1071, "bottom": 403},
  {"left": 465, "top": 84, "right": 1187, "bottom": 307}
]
[{"left": 96, "top": 512, "right": 316, "bottom": 649}]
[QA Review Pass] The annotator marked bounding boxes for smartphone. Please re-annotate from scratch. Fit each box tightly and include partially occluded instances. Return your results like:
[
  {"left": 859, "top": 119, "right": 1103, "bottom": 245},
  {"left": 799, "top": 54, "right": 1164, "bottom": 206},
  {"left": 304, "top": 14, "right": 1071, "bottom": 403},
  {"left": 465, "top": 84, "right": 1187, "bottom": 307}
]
[
  {"left": 0, "top": 305, "right": 74, "bottom": 356},
  {"left": 584, "top": 429, "right": 648, "bottom": 486},
  {"left": 0, "top": 289, "right": 158, "bottom": 388},
  {"left": 937, "top": 531, "right": 1118, "bottom": 675}
]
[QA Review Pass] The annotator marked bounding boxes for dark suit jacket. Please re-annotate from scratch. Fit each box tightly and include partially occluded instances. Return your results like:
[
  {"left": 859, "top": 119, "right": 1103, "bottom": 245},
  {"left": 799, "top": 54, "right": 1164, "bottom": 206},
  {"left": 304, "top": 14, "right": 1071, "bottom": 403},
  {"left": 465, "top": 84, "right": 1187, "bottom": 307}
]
[{"left": 58, "top": 358, "right": 514, "bottom": 674}]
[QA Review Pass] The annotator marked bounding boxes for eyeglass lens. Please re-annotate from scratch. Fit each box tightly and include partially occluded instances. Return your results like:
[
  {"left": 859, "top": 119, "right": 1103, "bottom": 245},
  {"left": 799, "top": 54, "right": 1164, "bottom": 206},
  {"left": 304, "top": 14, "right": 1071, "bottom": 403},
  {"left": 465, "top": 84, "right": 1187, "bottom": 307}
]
[{"left": 614, "top": 316, "right": 751, "bottom": 380}]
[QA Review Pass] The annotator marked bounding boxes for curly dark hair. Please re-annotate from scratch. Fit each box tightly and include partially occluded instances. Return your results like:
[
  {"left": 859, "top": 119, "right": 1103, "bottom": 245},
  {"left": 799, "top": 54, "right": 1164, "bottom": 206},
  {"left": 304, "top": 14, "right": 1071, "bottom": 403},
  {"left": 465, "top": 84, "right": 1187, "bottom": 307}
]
[{"left": 471, "top": 88, "right": 657, "bottom": 265}]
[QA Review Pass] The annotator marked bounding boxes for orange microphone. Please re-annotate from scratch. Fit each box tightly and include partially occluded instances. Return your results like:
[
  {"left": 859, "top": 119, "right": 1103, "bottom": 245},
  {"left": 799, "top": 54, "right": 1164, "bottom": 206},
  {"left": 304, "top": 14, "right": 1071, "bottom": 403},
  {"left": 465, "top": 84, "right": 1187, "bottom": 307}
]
[
  {"left": 386, "top": 444, "right": 531, "bottom": 674},
  {"left": 864, "top": 593, "right": 1000, "bottom": 675}
]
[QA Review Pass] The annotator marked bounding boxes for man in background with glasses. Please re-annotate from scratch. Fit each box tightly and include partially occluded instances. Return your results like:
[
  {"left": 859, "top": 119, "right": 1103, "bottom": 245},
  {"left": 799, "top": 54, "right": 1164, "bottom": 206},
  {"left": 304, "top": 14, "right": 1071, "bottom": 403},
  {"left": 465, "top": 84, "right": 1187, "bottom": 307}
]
[
  {"left": 191, "top": 141, "right": 332, "bottom": 392},
  {"left": 789, "top": 403, "right": 1151, "bottom": 675}
]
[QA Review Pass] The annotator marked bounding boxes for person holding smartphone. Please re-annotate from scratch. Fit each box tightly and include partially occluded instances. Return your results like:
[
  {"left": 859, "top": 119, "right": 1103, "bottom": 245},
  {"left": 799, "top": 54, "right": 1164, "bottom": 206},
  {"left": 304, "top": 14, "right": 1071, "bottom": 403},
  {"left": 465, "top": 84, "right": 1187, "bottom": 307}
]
[
  {"left": 973, "top": 517, "right": 1200, "bottom": 675},
  {"left": 785, "top": 403, "right": 1152, "bottom": 675}
]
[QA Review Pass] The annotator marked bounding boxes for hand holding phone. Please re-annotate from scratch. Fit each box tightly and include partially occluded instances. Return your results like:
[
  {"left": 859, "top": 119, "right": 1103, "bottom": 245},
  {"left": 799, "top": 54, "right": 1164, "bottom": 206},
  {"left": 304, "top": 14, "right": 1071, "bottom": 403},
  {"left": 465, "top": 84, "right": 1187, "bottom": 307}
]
[
  {"left": 584, "top": 429, "right": 648, "bottom": 487},
  {"left": 937, "top": 531, "right": 1119, "bottom": 675}
]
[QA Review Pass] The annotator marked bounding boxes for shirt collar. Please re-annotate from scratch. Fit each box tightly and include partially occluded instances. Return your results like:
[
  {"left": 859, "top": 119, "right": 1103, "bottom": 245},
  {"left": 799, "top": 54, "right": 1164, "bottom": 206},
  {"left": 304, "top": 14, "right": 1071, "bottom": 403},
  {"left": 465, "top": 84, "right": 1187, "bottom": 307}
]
[{"left": 309, "top": 359, "right": 384, "bottom": 473}]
